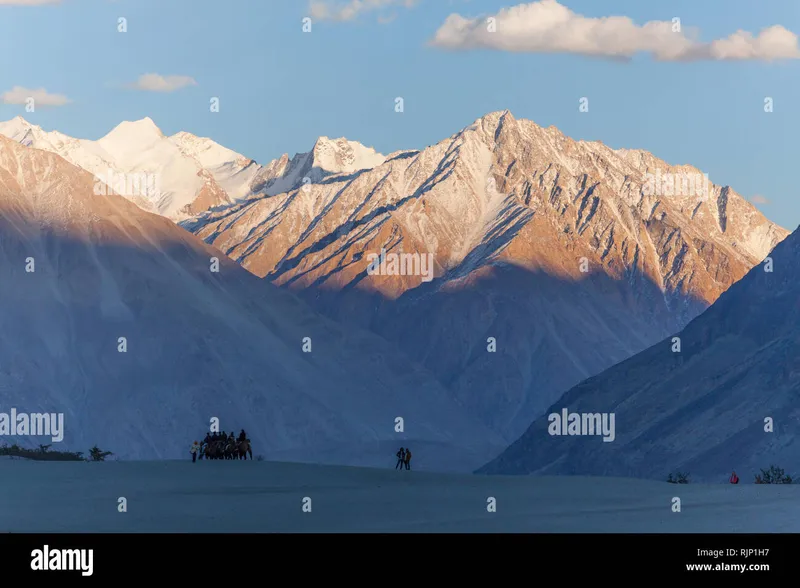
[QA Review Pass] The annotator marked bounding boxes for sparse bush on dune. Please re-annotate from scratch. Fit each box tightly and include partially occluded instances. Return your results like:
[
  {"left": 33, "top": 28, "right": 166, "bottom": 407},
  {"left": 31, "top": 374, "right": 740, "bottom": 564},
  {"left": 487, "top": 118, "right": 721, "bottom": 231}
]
[
  {"left": 755, "top": 465, "right": 792, "bottom": 484},
  {"left": 88, "top": 446, "right": 113, "bottom": 462},
  {"left": 0, "top": 442, "right": 118, "bottom": 462},
  {"left": 667, "top": 471, "right": 689, "bottom": 484},
  {"left": 0, "top": 442, "right": 85, "bottom": 461}
]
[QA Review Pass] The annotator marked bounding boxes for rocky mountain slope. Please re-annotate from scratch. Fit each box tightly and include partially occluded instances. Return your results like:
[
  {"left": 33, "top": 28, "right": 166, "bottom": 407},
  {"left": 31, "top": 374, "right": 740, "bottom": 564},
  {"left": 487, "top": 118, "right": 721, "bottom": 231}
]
[
  {"left": 479, "top": 223, "right": 800, "bottom": 482},
  {"left": 0, "top": 134, "right": 502, "bottom": 469},
  {"left": 183, "top": 110, "right": 788, "bottom": 442}
]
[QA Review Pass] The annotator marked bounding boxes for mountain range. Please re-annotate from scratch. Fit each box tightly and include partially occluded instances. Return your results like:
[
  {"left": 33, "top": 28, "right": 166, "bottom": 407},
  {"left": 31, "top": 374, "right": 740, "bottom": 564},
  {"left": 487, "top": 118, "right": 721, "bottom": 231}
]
[
  {"left": 0, "top": 131, "right": 501, "bottom": 469},
  {"left": 0, "top": 116, "right": 386, "bottom": 222},
  {"left": 0, "top": 111, "right": 791, "bottom": 472},
  {"left": 183, "top": 110, "right": 787, "bottom": 441}
]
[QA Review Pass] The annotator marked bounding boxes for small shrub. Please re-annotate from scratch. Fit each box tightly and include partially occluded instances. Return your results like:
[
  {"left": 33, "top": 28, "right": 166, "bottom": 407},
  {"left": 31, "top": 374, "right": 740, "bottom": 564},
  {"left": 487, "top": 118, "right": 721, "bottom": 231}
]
[
  {"left": 0, "top": 442, "right": 84, "bottom": 461},
  {"left": 667, "top": 471, "right": 689, "bottom": 484},
  {"left": 88, "top": 446, "right": 113, "bottom": 462},
  {"left": 757, "top": 465, "right": 792, "bottom": 484}
]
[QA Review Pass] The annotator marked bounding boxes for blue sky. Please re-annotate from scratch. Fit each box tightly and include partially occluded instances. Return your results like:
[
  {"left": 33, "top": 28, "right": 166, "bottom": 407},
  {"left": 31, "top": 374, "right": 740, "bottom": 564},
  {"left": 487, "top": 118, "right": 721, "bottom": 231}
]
[{"left": 0, "top": 0, "right": 798, "bottom": 229}]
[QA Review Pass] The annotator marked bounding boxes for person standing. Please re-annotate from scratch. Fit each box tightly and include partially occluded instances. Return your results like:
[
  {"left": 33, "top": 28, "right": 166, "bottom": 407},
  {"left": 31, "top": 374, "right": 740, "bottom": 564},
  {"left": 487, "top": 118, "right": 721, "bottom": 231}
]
[
  {"left": 190, "top": 441, "right": 200, "bottom": 463},
  {"left": 404, "top": 448, "right": 412, "bottom": 470},
  {"left": 200, "top": 432, "right": 211, "bottom": 460},
  {"left": 396, "top": 447, "right": 406, "bottom": 470}
]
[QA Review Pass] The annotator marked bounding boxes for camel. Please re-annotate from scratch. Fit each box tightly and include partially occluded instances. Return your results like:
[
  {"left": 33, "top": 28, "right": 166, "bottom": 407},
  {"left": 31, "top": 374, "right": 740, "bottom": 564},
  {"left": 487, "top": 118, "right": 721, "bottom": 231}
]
[
  {"left": 203, "top": 440, "right": 226, "bottom": 460},
  {"left": 222, "top": 440, "right": 234, "bottom": 460},
  {"left": 195, "top": 437, "right": 253, "bottom": 460},
  {"left": 202, "top": 441, "right": 216, "bottom": 460},
  {"left": 237, "top": 439, "right": 253, "bottom": 460}
]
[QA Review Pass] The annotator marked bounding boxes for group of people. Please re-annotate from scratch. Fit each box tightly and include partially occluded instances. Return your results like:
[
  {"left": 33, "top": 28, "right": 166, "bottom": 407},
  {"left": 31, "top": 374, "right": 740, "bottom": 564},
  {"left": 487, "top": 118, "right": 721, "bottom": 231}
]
[
  {"left": 190, "top": 430, "right": 253, "bottom": 461},
  {"left": 395, "top": 447, "right": 412, "bottom": 470},
  {"left": 190, "top": 436, "right": 412, "bottom": 467}
]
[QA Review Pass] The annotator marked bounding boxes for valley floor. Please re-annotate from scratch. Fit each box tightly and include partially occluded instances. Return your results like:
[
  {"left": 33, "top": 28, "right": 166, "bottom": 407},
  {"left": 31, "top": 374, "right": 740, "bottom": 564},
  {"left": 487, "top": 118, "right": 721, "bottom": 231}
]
[{"left": 1, "top": 459, "right": 798, "bottom": 532}]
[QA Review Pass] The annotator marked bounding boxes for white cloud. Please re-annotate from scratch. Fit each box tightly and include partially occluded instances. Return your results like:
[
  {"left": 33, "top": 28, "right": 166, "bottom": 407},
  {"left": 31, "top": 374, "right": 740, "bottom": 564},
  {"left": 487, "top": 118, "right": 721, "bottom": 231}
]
[
  {"left": 705, "top": 27, "right": 800, "bottom": 60},
  {"left": 0, "top": 86, "right": 70, "bottom": 106},
  {"left": 309, "top": 0, "right": 418, "bottom": 22},
  {"left": 750, "top": 195, "right": 770, "bottom": 205},
  {"left": 127, "top": 74, "right": 198, "bottom": 93},
  {"left": 430, "top": 0, "right": 800, "bottom": 62}
]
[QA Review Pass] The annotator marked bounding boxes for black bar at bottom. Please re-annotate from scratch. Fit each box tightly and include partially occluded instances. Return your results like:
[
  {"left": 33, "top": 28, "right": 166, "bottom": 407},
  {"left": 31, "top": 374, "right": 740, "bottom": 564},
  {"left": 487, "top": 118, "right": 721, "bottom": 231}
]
[{"left": 0, "top": 533, "right": 788, "bottom": 580}]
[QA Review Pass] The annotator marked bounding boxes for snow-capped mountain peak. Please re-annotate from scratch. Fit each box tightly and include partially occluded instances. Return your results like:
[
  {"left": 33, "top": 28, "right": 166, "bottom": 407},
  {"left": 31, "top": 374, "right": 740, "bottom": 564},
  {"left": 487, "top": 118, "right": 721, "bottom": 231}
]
[
  {"left": 476, "top": 108, "right": 515, "bottom": 126},
  {"left": 245, "top": 135, "right": 387, "bottom": 198},
  {"left": 97, "top": 117, "right": 165, "bottom": 156},
  {"left": 0, "top": 116, "right": 393, "bottom": 220},
  {"left": 0, "top": 116, "right": 45, "bottom": 147},
  {"left": 310, "top": 136, "right": 386, "bottom": 175},
  {"left": 5, "top": 115, "right": 32, "bottom": 132},
  {"left": 0, "top": 117, "right": 244, "bottom": 220}
]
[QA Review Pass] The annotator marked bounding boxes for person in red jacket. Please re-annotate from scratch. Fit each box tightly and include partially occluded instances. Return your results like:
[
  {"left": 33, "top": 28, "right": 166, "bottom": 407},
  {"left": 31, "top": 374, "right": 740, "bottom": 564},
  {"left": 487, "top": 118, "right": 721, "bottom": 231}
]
[{"left": 730, "top": 471, "right": 739, "bottom": 484}]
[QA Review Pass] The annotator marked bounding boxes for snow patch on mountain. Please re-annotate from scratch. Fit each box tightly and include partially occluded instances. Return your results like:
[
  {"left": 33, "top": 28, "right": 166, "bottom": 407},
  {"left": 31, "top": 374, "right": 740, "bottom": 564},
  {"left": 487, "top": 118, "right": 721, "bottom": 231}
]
[{"left": 170, "top": 131, "right": 261, "bottom": 201}]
